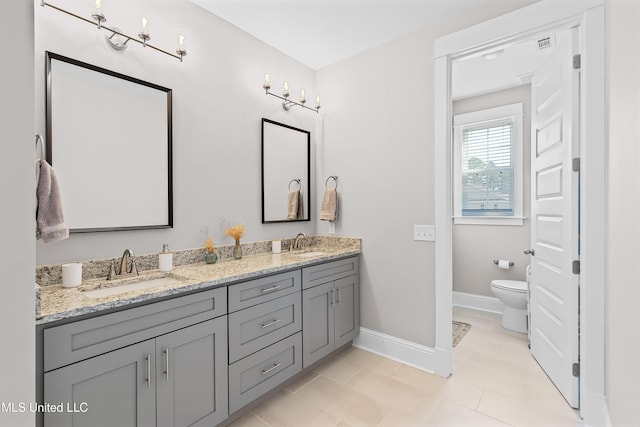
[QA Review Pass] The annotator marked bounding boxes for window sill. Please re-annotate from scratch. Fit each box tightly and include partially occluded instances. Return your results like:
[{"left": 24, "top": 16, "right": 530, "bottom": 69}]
[{"left": 453, "top": 216, "right": 526, "bottom": 226}]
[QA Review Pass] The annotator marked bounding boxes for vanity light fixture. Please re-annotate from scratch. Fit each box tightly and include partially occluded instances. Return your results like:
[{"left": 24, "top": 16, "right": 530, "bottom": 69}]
[
  {"left": 263, "top": 74, "right": 321, "bottom": 113},
  {"left": 40, "top": 0, "right": 188, "bottom": 62}
]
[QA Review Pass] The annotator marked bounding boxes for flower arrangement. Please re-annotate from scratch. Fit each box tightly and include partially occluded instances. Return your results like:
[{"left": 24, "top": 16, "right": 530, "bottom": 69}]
[
  {"left": 225, "top": 223, "right": 245, "bottom": 260},
  {"left": 225, "top": 224, "right": 245, "bottom": 241},
  {"left": 203, "top": 237, "right": 218, "bottom": 264},
  {"left": 204, "top": 237, "right": 215, "bottom": 253}
]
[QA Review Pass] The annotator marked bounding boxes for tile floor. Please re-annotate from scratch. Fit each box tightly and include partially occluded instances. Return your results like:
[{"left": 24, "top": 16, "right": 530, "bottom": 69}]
[{"left": 228, "top": 307, "right": 580, "bottom": 426}]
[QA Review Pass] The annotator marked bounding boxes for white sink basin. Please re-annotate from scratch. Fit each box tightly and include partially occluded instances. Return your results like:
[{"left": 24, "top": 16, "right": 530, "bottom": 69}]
[
  {"left": 293, "top": 251, "right": 326, "bottom": 258},
  {"left": 82, "top": 275, "right": 186, "bottom": 299}
]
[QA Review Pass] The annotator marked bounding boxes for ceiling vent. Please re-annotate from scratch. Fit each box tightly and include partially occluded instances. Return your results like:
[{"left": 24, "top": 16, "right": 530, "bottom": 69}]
[{"left": 537, "top": 35, "right": 555, "bottom": 50}]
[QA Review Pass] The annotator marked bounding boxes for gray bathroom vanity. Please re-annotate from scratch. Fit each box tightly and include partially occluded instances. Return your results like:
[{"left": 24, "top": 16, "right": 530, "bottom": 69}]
[{"left": 36, "top": 243, "right": 359, "bottom": 427}]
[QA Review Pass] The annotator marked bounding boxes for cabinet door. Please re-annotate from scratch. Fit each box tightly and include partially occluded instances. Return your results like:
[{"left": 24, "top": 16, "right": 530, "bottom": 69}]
[
  {"left": 302, "top": 281, "right": 335, "bottom": 368},
  {"left": 44, "top": 339, "right": 156, "bottom": 427},
  {"left": 156, "top": 317, "right": 228, "bottom": 427},
  {"left": 334, "top": 274, "right": 360, "bottom": 348}
]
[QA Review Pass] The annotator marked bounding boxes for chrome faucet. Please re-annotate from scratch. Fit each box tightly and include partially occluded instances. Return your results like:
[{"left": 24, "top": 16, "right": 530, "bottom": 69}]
[
  {"left": 107, "top": 248, "right": 138, "bottom": 280},
  {"left": 291, "top": 233, "right": 307, "bottom": 251}
]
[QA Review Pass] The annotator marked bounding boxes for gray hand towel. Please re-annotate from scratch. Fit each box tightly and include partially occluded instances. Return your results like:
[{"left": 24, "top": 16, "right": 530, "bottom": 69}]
[{"left": 36, "top": 160, "right": 69, "bottom": 243}]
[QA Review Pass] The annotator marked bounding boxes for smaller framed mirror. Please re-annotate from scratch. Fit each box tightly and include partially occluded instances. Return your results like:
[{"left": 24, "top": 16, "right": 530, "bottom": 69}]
[{"left": 262, "top": 118, "right": 311, "bottom": 223}]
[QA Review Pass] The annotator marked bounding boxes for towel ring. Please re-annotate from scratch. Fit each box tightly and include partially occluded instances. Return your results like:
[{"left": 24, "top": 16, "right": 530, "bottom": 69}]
[
  {"left": 288, "top": 179, "right": 301, "bottom": 191},
  {"left": 325, "top": 175, "right": 338, "bottom": 189},
  {"left": 35, "top": 134, "right": 45, "bottom": 160}
]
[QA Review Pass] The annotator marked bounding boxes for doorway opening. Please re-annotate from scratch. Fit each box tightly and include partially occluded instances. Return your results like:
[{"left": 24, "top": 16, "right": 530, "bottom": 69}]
[
  {"left": 450, "top": 26, "right": 580, "bottom": 409},
  {"left": 433, "top": 1, "right": 606, "bottom": 424}
]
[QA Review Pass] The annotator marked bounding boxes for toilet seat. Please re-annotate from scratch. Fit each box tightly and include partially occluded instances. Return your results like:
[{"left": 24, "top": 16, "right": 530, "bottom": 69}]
[{"left": 491, "top": 280, "right": 528, "bottom": 293}]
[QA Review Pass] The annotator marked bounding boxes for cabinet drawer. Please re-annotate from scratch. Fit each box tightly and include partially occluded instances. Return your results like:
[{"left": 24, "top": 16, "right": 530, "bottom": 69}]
[
  {"left": 44, "top": 287, "right": 227, "bottom": 372},
  {"left": 228, "top": 270, "right": 301, "bottom": 312},
  {"left": 229, "top": 332, "right": 302, "bottom": 414},
  {"left": 228, "top": 292, "right": 301, "bottom": 363},
  {"left": 302, "top": 257, "right": 359, "bottom": 289}
]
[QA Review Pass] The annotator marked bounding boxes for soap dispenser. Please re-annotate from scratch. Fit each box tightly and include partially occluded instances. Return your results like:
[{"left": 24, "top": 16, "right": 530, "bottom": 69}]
[{"left": 159, "top": 243, "right": 173, "bottom": 272}]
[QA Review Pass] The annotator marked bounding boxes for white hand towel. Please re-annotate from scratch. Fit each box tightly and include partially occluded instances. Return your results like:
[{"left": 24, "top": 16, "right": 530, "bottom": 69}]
[
  {"left": 320, "top": 188, "right": 338, "bottom": 222},
  {"left": 36, "top": 160, "right": 69, "bottom": 243}
]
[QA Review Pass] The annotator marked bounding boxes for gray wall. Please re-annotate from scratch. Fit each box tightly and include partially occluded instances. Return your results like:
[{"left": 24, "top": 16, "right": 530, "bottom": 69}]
[
  {"left": 315, "top": 0, "right": 539, "bottom": 347},
  {"left": 0, "top": 1, "right": 35, "bottom": 426},
  {"left": 452, "top": 85, "right": 531, "bottom": 297},
  {"left": 606, "top": 0, "right": 640, "bottom": 424},
  {"left": 35, "top": 0, "right": 318, "bottom": 265}
]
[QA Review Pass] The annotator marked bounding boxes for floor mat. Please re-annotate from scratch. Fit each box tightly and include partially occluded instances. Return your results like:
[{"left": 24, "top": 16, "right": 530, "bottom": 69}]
[{"left": 453, "top": 320, "right": 471, "bottom": 347}]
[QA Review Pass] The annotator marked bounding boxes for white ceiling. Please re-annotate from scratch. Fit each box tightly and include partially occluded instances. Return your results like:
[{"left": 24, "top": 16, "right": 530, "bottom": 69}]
[
  {"left": 191, "top": 0, "right": 515, "bottom": 71},
  {"left": 452, "top": 31, "right": 565, "bottom": 99},
  {"left": 190, "top": 0, "right": 560, "bottom": 99}
]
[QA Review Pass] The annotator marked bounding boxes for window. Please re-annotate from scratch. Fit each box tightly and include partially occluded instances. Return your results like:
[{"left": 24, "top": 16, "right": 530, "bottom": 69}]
[{"left": 453, "top": 103, "right": 523, "bottom": 225}]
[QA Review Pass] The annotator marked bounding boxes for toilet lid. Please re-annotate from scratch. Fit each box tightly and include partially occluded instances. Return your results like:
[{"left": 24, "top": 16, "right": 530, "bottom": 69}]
[{"left": 491, "top": 280, "right": 528, "bottom": 292}]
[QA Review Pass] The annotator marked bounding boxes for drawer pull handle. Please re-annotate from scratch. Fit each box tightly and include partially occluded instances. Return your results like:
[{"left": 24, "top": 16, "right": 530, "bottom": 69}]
[
  {"left": 261, "top": 362, "right": 282, "bottom": 376},
  {"left": 145, "top": 353, "right": 152, "bottom": 389},
  {"left": 164, "top": 347, "right": 169, "bottom": 381},
  {"left": 336, "top": 288, "right": 341, "bottom": 304},
  {"left": 261, "top": 319, "right": 282, "bottom": 329},
  {"left": 261, "top": 285, "right": 282, "bottom": 293}
]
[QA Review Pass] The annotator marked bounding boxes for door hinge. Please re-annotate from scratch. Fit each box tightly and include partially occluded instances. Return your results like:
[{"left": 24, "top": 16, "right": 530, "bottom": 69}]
[
  {"left": 572, "top": 157, "right": 581, "bottom": 172},
  {"left": 573, "top": 54, "right": 581, "bottom": 70},
  {"left": 572, "top": 260, "right": 581, "bottom": 275},
  {"left": 572, "top": 362, "right": 580, "bottom": 377}
]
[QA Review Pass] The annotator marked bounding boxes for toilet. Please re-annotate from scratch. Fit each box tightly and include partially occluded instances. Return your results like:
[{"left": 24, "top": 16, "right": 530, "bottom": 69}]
[{"left": 491, "top": 278, "right": 529, "bottom": 333}]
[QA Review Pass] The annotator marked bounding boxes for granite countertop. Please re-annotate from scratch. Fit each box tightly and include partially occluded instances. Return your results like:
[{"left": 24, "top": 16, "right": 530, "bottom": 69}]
[{"left": 37, "top": 242, "right": 360, "bottom": 325}]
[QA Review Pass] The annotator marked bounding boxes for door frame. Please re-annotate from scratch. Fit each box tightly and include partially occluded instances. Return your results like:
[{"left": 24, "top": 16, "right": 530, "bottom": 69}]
[{"left": 433, "top": 0, "right": 606, "bottom": 424}]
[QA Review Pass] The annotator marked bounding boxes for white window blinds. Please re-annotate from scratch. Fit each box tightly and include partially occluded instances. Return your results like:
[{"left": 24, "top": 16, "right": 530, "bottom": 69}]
[
  {"left": 453, "top": 102, "right": 523, "bottom": 225},
  {"left": 461, "top": 119, "right": 514, "bottom": 216}
]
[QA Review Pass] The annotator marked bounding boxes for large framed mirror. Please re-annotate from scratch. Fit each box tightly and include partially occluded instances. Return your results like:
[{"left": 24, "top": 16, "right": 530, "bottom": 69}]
[
  {"left": 46, "top": 52, "right": 173, "bottom": 233},
  {"left": 261, "top": 118, "right": 311, "bottom": 223}
]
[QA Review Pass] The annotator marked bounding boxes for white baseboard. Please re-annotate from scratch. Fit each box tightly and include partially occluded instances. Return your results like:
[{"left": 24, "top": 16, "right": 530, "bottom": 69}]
[
  {"left": 453, "top": 291, "right": 503, "bottom": 313},
  {"left": 580, "top": 389, "right": 611, "bottom": 427},
  {"left": 352, "top": 327, "right": 436, "bottom": 373}
]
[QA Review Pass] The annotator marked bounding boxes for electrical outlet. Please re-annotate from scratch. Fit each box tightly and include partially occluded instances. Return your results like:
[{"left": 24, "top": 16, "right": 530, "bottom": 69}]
[{"left": 414, "top": 225, "right": 435, "bottom": 241}]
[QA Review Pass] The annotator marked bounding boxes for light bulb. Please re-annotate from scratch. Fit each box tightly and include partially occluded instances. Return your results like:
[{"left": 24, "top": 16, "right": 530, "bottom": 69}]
[
  {"left": 138, "top": 16, "right": 150, "bottom": 46},
  {"left": 176, "top": 33, "right": 187, "bottom": 59},
  {"left": 91, "top": 0, "right": 106, "bottom": 28},
  {"left": 263, "top": 74, "right": 271, "bottom": 91}
]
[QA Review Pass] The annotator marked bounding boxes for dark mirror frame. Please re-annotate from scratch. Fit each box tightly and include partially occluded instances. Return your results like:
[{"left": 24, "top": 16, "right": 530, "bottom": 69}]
[
  {"left": 45, "top": 51, "right": 173, "bottom": 233},
  {"left": 261, "top": 118, "right": 311, "bottom": 223}
]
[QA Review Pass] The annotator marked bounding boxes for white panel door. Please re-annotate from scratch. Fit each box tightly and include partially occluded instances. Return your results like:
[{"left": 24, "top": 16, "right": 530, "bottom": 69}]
[{"left": 529, "top": 28, "right": 580, "bottom": 408}]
